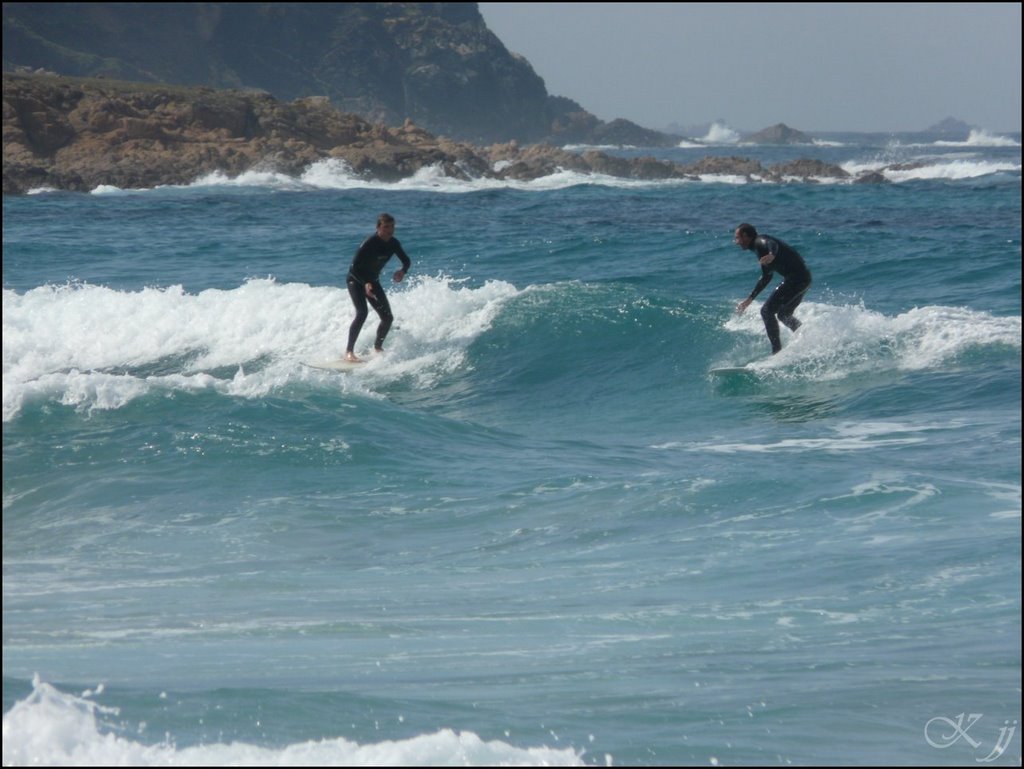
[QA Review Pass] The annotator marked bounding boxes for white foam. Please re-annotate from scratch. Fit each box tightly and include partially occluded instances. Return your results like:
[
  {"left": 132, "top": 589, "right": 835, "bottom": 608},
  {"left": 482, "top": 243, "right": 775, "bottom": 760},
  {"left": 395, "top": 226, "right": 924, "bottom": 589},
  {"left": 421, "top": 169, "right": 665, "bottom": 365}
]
[
  {"left": 191, "top": 158, "right": 691, "bottom": 194},
  {"left": 841, "top": 157, "right": 1021, "bottom": 182},
  {"left": 720, "top": 299, "right": 1021, "bottom": 378},
  {"left": 2, "top": 677, "right": 586, "bottom": 767},
  {"left": 695, "top": 174, "right": 752, "bottom": 185},
  {"left": 685, "top": 423, "right": 969, "bottom": 458},
  {"left": 886, "top": 159, "right": 1020, "bottom": 182},
  {"left": 934, "top": 129, "right": 1021, "bottom": 148},
  {"left": 90, "top": 184, "right": 129, "bottom": 195},
  {"left": 2, "top": 276, "right": 521, "bottom": 421},
  {"left": 192, "top": 167, "right": 313, "bottom": 191},
  {"left": 688, "top": 431, "right": 928, "bottom": 455}
]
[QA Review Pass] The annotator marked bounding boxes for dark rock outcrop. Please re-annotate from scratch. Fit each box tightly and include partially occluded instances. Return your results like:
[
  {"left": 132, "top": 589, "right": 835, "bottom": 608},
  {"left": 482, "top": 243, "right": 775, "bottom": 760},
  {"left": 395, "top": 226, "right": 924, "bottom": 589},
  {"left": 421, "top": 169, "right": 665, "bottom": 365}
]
[
  {"left": 771, "top": 158, "right": 849, "bottom": 180},
  {"left": 589, "top": 119, "right": 680, "bottom": 148}
]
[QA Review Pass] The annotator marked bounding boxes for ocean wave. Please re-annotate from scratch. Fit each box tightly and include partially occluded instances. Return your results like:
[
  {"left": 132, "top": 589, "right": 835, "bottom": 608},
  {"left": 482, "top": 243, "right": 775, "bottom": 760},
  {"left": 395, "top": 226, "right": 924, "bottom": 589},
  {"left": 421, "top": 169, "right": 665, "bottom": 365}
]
[
  {"left": 840, "top": 158, "right": 1021, "bottom": 182},
  {"left": 5, "top": 274, "right": 1019, "bottom": 422},
  {"left": 1, "top": 276, "right": 521, "bottom": 421},
  {"left": 934, "top": 129, "right": 1021, "bottom": 148},
  {"left": 70, "top": 141, "right": 1023, "bottom": 195},
  {"left": 673, "top": 421, "right": 937, "bottom": 455},
  {"left": 717, "top": 300, "right": 1021, "bottom": 379},
  {"left": 79, "top": 159, "right": 701, "bottom": 195},
  {"left": 2, "top": 677, "right": 587, "bottom": 767}
]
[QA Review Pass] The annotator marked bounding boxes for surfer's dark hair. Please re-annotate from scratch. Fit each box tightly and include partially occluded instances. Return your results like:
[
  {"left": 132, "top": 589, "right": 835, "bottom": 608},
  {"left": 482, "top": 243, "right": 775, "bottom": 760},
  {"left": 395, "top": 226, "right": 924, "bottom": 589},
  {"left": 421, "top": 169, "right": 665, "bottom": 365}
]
[
  {"left": 736, "top": 223, "right": 757, "bottom": 239},
  {"left": 377, "top": 213, "right": 395, "bottom": 227}
]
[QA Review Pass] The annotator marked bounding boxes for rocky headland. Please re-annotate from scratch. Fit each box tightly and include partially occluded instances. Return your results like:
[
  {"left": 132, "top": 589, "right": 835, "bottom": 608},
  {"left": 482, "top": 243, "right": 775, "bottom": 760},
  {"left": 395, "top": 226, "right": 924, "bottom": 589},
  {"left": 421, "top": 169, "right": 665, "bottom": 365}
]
[
  {"left": 2, "top": 2, "right": 663, "bottom": 147},
  {"left": 3, "top": 72, "right": 882, "bottom": 195}
]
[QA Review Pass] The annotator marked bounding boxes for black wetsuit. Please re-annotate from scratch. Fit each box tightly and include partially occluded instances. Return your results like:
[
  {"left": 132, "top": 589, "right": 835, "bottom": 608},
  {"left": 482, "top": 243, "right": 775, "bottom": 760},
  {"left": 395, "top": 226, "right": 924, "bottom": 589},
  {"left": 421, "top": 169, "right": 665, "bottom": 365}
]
[
  {"left": 346, "top": 234, "right": 412, "bottom": 353},
  {"left": 746, "top": 235, "right": 812, "bottom": 353}
]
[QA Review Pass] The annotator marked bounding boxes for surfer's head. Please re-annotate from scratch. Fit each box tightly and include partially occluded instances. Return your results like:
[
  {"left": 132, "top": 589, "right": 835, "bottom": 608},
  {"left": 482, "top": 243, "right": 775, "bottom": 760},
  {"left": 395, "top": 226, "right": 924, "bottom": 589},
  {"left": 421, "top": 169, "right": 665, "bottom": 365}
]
[
  {"left": 376, "top": 213, "right": 396, "bottom": 240},
  {"left": 734, "top": 223, "right": 757, "bottom": 250}
]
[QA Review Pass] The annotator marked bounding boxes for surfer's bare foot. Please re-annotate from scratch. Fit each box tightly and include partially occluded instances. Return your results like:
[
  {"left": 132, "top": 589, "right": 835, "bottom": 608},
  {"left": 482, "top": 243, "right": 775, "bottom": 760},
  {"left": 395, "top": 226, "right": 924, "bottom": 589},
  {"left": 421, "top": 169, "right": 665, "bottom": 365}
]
[
  {"left": 373, "top": 347, "right": 385, "bottom": 355},
  {"left": 345, "top": 352, "right": 361, "bottom": 362}
]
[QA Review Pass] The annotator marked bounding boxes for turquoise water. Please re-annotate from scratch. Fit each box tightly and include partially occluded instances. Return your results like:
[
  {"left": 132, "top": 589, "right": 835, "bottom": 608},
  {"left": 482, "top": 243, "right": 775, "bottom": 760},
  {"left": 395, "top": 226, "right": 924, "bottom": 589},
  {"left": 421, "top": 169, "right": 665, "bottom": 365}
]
[{"left": 3, "top": 133, "right": 1021, "bottom": 765}]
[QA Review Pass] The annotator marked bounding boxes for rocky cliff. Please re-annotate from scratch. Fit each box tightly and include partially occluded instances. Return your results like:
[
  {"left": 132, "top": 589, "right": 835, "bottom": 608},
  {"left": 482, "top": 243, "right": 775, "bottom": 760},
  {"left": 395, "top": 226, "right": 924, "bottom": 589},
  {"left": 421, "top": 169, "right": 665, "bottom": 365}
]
[
  {"left": 3, "top": 72, "right": 876, "bottom": 195},
  {"left": 2, "top": 2, "right": 679, "bottom": 147}
]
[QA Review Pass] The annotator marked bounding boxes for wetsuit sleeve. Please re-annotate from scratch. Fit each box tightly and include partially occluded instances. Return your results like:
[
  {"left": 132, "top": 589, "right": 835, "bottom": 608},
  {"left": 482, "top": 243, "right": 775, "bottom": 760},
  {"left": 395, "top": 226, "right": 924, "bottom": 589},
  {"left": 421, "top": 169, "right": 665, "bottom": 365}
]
[
  {"left": 747, "top": 236, "right": 778, "bottom": 299},
  {"left": 749, "top": 266, "right": 773, "bottom": 300},
  {"left": 392, "top": 239, "right": 412, "bottom": 273}
]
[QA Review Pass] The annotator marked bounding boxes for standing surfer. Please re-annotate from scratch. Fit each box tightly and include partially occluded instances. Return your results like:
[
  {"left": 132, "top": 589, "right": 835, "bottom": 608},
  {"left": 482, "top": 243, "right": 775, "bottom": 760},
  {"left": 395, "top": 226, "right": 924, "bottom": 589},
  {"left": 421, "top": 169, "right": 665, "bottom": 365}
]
[
  {"left": 345, "top": 213, "right": 412, "bottom": 362},
  {"left": 733, "top": 223, "right": 812, "bottom": 354}
]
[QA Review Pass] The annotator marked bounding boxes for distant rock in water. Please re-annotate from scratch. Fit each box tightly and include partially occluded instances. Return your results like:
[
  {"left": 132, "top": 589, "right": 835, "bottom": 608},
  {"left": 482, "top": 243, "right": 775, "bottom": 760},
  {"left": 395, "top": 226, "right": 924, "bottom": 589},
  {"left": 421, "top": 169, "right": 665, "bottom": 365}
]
[
  {"left": 924, "top": 117, "right": 974, "bottom": 139},
  {"left": 587, "top": 119, "right": 679, "bottom": 148},
  {"left": 743, "top": 123, "right": 814, "bottom": 144}
]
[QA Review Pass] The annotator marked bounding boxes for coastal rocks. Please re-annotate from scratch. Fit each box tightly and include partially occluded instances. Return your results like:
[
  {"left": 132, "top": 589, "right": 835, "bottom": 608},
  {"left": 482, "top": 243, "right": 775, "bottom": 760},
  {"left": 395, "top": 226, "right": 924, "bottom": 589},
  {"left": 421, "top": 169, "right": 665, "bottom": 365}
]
[
  {"left": 853, "top": 171, "right": 889, "bottom": 184},
  {"left": 682, "top": 156, "right": 768, "bottom": 179},
  {"left": 3, "top": 73, "right": 867, "bottom": 195},
  {"left": 771, "top": 158, "right": 850, "bottom": 181}
]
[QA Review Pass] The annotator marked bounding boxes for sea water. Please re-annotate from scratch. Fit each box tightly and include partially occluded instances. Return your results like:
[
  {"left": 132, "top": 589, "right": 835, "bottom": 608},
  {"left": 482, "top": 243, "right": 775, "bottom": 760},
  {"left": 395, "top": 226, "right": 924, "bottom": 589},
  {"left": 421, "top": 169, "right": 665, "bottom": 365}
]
[{"left": 3, "top": 130, "right": 1021, "bottom": 766}]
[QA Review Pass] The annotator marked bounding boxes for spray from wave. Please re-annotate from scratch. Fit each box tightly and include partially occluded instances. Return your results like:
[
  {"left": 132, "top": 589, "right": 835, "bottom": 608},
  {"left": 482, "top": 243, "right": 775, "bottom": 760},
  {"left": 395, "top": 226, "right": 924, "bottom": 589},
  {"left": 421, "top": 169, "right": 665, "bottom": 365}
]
[{"left": 700, "top": 122, "right": 742, "bottom": 145}]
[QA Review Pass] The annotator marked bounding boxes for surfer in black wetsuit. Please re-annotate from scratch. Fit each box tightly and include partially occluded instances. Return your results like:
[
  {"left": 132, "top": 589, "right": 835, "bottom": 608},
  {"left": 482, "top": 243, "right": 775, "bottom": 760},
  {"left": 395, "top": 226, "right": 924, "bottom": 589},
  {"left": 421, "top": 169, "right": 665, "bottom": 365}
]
[
  {"left": 345, "top": 213, "right": 412, "bottom": 361},
  {"left": 733, "top": 223, "right": 812, "bottom": 354}
]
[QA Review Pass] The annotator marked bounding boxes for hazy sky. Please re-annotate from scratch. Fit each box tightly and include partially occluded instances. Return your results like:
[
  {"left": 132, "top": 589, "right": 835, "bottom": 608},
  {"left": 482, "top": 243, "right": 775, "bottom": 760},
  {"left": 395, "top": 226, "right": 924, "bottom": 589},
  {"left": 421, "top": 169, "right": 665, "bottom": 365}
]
[{"left": 478, "top": 3, "right": 1022, "bottom": 134}]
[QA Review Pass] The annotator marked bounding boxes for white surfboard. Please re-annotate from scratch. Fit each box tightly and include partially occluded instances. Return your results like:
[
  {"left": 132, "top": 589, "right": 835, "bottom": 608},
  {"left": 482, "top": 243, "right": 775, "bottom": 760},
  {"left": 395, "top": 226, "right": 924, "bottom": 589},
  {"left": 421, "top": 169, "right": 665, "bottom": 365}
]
[{"left": 303, "top": 358, "right": 365, "bottom": 372}]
